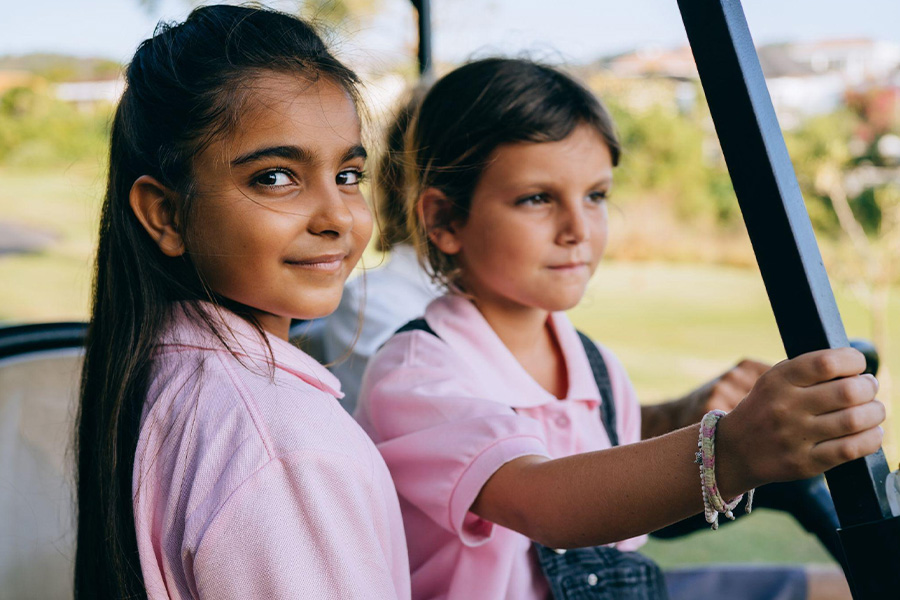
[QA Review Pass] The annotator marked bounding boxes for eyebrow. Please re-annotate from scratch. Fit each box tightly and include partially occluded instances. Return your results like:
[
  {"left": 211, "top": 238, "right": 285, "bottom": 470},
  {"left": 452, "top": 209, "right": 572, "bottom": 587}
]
[
  {"left": 231, "top": 144, "right": 367, "bottom": 167},
  {"left": 341, "top": 145, "right": 368, "bottom": 163}
]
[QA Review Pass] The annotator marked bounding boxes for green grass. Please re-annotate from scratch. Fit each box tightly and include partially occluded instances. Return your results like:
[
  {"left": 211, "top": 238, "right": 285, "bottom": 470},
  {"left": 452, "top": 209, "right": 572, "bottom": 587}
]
[
  {"left": 0, "top": 163, "right": 103, "bottom": 321},
  {"left": 3, "top": 164, "right": 899, "bottom": 567},
  {"left": 570, "top": 260, "right": 900, "bottom": 567}
]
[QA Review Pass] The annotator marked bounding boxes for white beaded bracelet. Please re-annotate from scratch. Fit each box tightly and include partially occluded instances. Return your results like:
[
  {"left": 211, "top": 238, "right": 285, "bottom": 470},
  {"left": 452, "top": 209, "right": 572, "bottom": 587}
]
[{"left": 696, "top": 409, "right": 755, "bottom": 529}]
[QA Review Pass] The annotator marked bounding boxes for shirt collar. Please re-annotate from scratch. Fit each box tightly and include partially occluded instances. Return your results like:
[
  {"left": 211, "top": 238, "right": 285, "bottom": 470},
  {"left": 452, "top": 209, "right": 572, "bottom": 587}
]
[
  {"left": 423, "top": 294, "right": 601, "bottom": 409},
  {"left": 160, "top": 301, "right": 343, "bottom": 399}
]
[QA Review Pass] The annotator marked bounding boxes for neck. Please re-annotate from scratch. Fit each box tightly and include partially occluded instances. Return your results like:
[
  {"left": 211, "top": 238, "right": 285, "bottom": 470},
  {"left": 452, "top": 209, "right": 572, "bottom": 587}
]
[
  {"left": 474, "top": 297, "right": 551, "bottom": 357},
  {"left": 475, "top": 296, "right": 568, "bottom": 399},
  {"left": 251, "top": 310, "right": 291, "bottom": 341}
]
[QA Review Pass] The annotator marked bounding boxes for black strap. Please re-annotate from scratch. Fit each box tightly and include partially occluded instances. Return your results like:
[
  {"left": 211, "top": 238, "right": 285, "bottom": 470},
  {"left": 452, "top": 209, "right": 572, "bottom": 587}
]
[
  {"left": 393, "top": 318, "right": 438, "bottom": 338},
  {"left": 576, "top": 331, "right": 619, "bottom": 447}
]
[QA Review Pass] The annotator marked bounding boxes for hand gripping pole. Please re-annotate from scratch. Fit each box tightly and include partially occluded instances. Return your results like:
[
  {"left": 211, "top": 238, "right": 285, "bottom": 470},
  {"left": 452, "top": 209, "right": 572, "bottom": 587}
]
[{"left": 676, "top": 1, "right": 900, "bottom": 597}]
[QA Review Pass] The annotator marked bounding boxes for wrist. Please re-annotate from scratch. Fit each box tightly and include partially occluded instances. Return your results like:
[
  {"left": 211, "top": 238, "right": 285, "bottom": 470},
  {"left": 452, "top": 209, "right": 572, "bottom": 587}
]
[{"left": 712, "top": 412, "right": 760, "bottom": 498}]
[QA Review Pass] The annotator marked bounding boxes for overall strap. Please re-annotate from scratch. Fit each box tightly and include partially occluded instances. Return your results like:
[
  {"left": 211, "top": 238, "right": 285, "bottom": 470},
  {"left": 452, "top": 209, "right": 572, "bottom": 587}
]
[
  {"left": 394, "top": 317, "right": 438, "bottom": 338},
  {"left": 576, "top": 331, "right": 619, "bottom": 447}
]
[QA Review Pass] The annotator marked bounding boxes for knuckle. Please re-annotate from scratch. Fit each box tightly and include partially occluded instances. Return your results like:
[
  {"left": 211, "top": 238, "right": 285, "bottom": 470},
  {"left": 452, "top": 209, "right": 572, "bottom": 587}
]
[
  {"left": 839, "top": 378, "right": 864, "bottom": 406},
  {"left": 815, "top": 353, "right": 840, "bottom": 379},
  {"left": 838, "top": 440, "right": 860, "bottom": 463},
  {"left": 841, "top": 408, "right": 862, "bottom": 433}
]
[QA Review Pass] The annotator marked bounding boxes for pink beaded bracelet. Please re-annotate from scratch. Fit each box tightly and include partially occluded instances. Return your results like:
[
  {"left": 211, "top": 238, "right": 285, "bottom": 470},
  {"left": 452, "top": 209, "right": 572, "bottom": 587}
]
[{"left": 696, "top": 409, "right": 755, "bottom": 530}]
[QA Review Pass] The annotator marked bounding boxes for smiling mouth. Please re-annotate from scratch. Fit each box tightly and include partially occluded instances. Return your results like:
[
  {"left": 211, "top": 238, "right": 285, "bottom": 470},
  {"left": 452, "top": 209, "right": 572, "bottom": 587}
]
[
  {"left": 284, "top": 253, "right": 347, "bottom": 272},
  {"left": 548, "top": 262, "right": 589, "bottom": 271}
]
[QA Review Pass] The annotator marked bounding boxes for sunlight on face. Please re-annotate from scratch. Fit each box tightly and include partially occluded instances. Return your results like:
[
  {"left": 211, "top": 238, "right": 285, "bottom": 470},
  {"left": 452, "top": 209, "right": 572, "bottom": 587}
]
[
  {"left": 186, "top": 73, "right": 372, "bottom": 338},
  {"left": 452, "top": 124, "right": 613, "bottom": 316}
]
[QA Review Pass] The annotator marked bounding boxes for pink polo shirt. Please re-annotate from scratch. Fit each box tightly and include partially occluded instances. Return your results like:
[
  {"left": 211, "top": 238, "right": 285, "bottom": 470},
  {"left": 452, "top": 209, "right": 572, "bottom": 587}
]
[
  {"left": 133, "top": 303, "right": 410, "bottom": 600},
  {"left": 355, "top": 294, "right": 645, "bottom": 600}
]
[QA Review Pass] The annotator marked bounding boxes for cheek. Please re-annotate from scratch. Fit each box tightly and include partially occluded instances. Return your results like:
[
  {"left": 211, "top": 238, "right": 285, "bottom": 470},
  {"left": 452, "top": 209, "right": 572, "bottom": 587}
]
[{"left": 350, "top": 200, "right": 374, "bottom": 253}]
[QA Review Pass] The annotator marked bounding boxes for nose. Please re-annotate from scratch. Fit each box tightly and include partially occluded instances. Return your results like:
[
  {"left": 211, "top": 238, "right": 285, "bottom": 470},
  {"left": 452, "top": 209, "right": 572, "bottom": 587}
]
[
  {"left": 557, "top": 199, "right": 589, "bottom": 245},
  {"left": 307, "top": 179, "right": 354, "bottom": 237}
]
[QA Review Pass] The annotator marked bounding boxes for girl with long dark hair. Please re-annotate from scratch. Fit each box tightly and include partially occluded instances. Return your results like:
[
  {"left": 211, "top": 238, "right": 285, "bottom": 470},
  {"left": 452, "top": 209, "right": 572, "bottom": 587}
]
[{"left": 75, "top": 5, "right": 409, "bottom": 598}]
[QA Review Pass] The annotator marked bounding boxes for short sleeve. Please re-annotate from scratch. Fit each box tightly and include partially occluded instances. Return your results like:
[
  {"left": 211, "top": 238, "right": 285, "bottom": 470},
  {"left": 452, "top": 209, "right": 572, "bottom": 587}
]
[
  {"left": 191, "top": 452, "right": 405, "bottom": 600},
  {"left": 359, "top": 332, "right": 551, "bottom": 546}
]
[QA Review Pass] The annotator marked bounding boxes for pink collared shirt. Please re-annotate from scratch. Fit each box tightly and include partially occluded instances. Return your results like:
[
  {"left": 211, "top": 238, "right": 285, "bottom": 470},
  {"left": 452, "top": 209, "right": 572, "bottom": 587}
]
[
  {"left": 355, "top": 294, "right": 644, "bottom": 600},
  {"left": 133, "top": 303, "right": 410, "bottom": 600}
]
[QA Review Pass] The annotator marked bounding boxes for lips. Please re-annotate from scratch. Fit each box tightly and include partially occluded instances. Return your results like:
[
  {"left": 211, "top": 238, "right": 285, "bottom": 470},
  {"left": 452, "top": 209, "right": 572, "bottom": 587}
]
[
  {"left": 548, "top": 261, "right": 589, "bottom": 270},
  {"left": 284, "top": 252, "right": 347, "bottom": 272}
]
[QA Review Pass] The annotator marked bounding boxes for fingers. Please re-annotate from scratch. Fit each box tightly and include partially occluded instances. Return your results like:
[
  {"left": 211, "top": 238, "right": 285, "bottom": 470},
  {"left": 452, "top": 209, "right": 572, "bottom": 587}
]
[
  {"left": 803, "top": 374, "right": 879, "bottom": 415},
  {"left": 706, "top": 359, "right": 770, "bottom": 412},
  {"left": 734, "top": 358, "right": 770, "bottom": 378},
  {"left": 808, "top": 397, "right": 885, "bottom": 441},
  {"left": 809, "top": 426, "right": 885, "bottom": 473},
  {"left": 781, "top": 348, "right": 868, "bottom": 387}
]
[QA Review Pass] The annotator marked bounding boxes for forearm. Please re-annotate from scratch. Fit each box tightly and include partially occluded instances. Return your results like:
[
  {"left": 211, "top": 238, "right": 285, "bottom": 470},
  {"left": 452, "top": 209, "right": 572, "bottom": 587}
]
[
  {"left": 473, "top": 423, "right": 749, "bottom": 549},
  {"left": 640, "top": 401, "right": 685, "bottom": 439}
]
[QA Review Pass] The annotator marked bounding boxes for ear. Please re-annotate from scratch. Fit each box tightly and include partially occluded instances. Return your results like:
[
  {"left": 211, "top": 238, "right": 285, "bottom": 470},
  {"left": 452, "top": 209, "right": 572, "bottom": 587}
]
[
  {"left": 129, "top": 175, "right": 185, "bottom": 257},
  {"left": 418, "top": 187, "right": 463, "bottom": 255}
]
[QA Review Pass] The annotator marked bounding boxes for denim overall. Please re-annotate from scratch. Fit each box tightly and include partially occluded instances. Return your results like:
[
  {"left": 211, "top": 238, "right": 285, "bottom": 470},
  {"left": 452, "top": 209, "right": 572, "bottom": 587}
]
[
  {"left": 531, "top": 332, "right": 668, "bottom": 600},
  {"left": 392, "top": 321, "right": 669, "bottom": 599}
]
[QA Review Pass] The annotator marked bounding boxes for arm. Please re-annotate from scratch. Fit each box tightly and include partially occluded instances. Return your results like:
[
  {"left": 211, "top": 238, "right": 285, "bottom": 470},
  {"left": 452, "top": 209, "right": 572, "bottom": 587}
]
[
  {"left": 641, "top": 359, "right": 769, "bottom": 439},
  {"left": 192, "top": 453, "right": 405, "bottom": 600},
  {"left": 473, "top": 349, "right": 883, "bottom": 549}
]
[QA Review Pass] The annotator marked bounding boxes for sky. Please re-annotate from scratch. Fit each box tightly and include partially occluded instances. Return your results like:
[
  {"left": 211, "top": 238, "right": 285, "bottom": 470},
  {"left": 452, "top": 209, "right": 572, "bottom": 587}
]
[{"left": 1, "top": 0, "right": 898, "bottom": 68}]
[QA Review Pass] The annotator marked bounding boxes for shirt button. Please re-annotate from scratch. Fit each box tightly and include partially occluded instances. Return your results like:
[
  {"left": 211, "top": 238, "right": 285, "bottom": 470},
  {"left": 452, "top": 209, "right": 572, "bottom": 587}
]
[
  {"left": 587, "top": 573, "right": 599, "bottom": 586},
  {"left": 555, "top": 415, "right": 570, "bottom": 427},
  {"left": 553, "top": 548, "right": 566, "bottom": 555}
]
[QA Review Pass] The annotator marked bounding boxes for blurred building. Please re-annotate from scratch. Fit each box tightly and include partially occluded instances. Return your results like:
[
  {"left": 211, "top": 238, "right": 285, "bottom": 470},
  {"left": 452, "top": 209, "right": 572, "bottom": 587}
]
[{"left": 600, "top": 38, "right": 900, "bottom": 129}]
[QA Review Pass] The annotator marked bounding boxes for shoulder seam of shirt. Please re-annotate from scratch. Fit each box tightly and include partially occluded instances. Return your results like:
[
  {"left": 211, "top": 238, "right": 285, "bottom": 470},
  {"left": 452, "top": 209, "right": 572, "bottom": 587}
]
[
  {"left": 215, "top": 350, "right": 277, "bottom": 458},
  {"left": 189, "top": 447, "right": 378, "bottom": 565},
  {"left": 404, "top": 327, "right": 444, "bottom": 367}
]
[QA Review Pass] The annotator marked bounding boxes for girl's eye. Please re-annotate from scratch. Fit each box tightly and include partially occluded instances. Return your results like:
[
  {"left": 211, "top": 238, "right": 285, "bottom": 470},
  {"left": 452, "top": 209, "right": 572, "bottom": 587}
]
[
  {"left": 587, "top": 190, "right": 609, "bottom": 204},
  {"left": 254, "top": 169, "right": 294, "bottom": 188},
  {"left": 516, "top": 193, "right": 550, "bottom": 206},
  {"left": 336, "top": 168, "right": 365, "bottom": 186}
]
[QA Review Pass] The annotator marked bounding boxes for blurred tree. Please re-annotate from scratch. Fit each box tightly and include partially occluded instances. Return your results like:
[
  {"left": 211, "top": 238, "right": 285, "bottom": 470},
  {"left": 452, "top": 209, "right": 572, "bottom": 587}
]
[
  {"left": 604, "top": 92, "right": 739, "bottom": 226},
  {"left": 787, "top": 94, "right": 900, "bottom": 458},
  {"left": 0, "top": 85, "right": 110, "bottom": 167}
]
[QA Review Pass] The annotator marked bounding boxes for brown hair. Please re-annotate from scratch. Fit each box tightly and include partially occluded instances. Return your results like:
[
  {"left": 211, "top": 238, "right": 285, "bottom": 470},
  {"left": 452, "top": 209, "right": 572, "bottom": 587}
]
[
  {"left": 373, "top": 86, "right": 427, "bottom": 252},
  {"left": 407, "top": 58, "right": 620, "bottom": 289}
]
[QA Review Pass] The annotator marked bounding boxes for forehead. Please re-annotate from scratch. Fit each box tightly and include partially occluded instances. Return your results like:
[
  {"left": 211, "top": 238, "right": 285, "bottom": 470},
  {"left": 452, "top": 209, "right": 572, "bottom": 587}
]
[
  {"left": 487, "top": 125, "right": 613, "bottom": 178},
  {"left": 210, "top": 72, "right": 360, "bottom": 161}
]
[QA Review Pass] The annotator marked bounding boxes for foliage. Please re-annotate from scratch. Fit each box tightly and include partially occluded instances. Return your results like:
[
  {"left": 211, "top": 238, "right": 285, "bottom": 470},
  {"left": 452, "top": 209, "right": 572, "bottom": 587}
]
[
  {"left": 0, "top": 54, "right": 122, "bottom": 82},
  {"left": 601, "top": 88, "right": 740, "bottom": 226},
  {"left": 785, "top": 110, "right": 859, "bottom": 235},
  {"left": 0, "top": 85, "right": 111, "bottom": 168}
]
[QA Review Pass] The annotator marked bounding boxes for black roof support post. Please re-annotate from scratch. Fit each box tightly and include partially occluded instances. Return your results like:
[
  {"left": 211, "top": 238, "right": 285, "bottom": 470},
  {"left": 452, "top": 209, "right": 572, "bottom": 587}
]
[
  {"left": 410, "top": 0, "right": 433, "bottom": 79},
  {"left": 676, "top": 1, "right": 900, "bottom": 597}
]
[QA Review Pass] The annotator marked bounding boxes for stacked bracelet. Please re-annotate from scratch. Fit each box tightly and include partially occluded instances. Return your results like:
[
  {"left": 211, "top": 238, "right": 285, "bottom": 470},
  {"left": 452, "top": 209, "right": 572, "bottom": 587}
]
[{"left": 696, "top": 409, "right": 755, "bottom": 530}]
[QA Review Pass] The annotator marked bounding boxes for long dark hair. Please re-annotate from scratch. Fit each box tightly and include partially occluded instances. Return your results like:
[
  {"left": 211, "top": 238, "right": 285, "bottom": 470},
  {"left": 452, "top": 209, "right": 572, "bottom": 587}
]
[
  {"left": 407, "top": 58, "right": 621, "bottom": 288},
  {"left": 74, "top": 5, "right": 360, "bottom": 598}
]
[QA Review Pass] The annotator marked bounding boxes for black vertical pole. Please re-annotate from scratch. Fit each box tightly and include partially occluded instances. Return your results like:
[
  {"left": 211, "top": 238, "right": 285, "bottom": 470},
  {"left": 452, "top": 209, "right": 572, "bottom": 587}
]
[
  {"left": 411, "top": 0, "right": 433, "bottom": 79},
  {"left": 675, "top": 1, "right": 900, "bottom": 597}
]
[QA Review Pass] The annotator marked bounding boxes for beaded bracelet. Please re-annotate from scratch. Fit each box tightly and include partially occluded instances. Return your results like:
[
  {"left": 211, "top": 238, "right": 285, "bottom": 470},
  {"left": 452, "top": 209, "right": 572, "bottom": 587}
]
[{"left": 695, "top": 409, "right": 755, "bottom": 530}]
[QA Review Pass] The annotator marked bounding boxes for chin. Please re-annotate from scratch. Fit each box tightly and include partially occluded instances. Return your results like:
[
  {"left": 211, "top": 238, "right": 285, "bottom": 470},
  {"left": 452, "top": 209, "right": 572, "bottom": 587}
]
[
  {"left": 541, "top": 288, "right": 588, "bottom": 312},
  {"left": 535, "top": 295, "right": 583, "bottom": 313}
]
